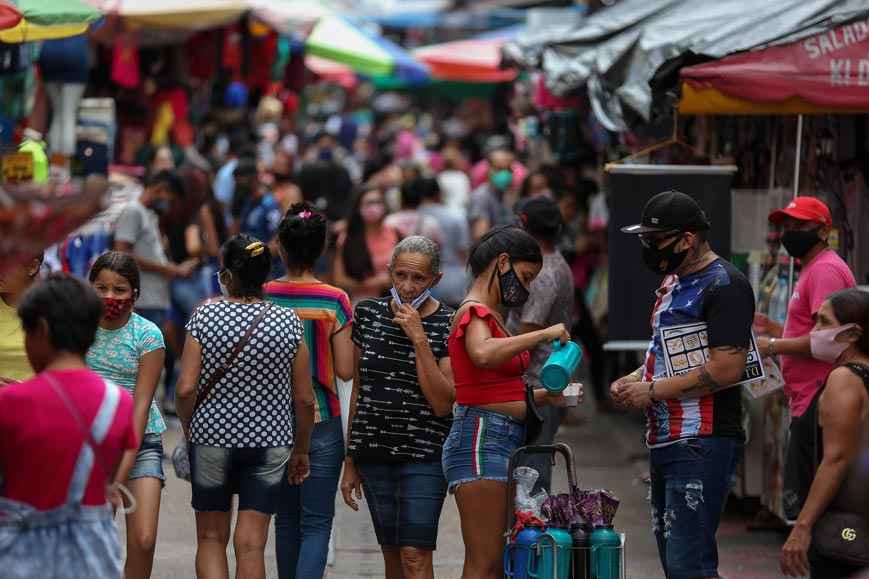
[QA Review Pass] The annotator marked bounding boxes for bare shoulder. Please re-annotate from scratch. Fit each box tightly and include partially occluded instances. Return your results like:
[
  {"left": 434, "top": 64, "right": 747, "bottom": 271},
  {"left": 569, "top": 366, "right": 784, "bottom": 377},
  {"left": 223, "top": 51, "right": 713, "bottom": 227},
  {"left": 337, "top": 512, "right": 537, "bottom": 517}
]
[{"left": 822, "top": 366, "right": 869, "bottom": 408}]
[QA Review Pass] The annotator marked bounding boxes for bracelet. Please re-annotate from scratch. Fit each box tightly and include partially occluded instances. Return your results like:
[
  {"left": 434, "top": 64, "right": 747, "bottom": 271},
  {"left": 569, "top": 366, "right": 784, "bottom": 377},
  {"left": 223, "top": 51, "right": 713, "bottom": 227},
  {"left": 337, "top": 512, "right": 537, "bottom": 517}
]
[
  {"left": 767, "top": 338, "right": 777, "bottom": 357},
  {"left": 648, "top": 381, "right": 658, "bottom": 403}
]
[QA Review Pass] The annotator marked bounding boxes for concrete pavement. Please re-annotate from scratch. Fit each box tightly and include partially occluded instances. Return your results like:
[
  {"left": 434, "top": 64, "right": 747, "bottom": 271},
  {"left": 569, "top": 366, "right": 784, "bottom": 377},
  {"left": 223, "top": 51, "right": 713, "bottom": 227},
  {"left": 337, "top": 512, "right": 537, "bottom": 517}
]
[{"left": 123, "top": 403, "right": 790, "bottom": 578}]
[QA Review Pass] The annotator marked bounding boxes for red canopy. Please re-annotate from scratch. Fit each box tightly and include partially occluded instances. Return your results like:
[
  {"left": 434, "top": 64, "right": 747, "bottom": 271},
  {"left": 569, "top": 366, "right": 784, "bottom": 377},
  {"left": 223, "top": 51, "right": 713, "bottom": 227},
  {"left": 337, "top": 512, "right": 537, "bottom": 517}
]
[
  {"left": 0, "top": 1, "right": 21, "bottom": 30},
  {"left": 414, "top": 38, "right": 517, "bottom": 83},
  {"left": 681, "top": 19, "right": 869, "bottom": 113}
]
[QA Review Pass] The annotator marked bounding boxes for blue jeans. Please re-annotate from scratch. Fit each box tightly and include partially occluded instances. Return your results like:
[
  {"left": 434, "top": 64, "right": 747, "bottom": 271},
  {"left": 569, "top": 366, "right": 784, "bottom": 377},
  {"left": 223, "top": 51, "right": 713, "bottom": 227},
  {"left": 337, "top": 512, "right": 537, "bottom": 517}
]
[
  {"left": 649, "top": 437, "right": 742, "bottom": 579},
  {"left": 275, "top": 417, "right": 344, "bottom": 579}
]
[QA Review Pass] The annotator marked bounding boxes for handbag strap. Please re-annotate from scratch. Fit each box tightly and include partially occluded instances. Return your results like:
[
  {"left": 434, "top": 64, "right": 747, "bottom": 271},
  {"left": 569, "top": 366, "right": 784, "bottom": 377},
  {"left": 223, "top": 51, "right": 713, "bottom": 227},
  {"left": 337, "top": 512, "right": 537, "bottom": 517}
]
[{"left": 192, "top": 302, "right": 273, "bottom": 417}]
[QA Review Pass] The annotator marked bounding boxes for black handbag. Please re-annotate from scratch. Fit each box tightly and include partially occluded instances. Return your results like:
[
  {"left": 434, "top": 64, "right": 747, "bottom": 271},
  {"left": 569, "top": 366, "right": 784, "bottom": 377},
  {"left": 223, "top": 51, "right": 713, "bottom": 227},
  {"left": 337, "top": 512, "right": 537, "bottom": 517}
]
[{"left": 809, "top": 363, "right": 869, "bottom": 565}]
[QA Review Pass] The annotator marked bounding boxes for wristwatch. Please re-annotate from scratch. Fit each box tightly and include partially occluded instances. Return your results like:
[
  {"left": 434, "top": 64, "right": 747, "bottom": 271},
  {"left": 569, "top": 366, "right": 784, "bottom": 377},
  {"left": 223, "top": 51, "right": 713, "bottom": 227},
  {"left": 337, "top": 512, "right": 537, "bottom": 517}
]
[{"left": 767, "top": 338, "right": 777, "bottom": 358}]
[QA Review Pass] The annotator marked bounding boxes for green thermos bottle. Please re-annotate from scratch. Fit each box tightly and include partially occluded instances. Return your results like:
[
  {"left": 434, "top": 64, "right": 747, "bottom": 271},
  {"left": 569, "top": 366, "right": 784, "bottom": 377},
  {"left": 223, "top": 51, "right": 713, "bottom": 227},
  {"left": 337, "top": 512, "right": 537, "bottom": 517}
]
[{"left": 589, "top": 525, "right": 621, "bottom": 579}]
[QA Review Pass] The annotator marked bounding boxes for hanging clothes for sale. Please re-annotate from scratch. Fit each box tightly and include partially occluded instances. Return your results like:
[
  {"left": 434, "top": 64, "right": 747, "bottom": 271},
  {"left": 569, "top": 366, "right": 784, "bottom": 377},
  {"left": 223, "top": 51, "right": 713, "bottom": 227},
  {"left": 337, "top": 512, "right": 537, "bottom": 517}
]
[
  {"left": 39, "top": 36, "right": 90, "bottom": 157},
  {"left": 111, "top": 33, "right": 140, "bottom": 89}
]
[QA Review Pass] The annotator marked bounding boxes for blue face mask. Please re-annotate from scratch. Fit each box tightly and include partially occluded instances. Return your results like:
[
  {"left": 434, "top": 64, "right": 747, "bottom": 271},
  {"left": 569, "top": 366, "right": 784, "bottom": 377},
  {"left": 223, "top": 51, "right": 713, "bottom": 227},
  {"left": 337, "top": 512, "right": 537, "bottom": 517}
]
[
  {"left": 390, "top": 286, "right": 431, "bottom": 310},
  {"left": 490, "top": 169, "right": 513, "bottom": 191}
]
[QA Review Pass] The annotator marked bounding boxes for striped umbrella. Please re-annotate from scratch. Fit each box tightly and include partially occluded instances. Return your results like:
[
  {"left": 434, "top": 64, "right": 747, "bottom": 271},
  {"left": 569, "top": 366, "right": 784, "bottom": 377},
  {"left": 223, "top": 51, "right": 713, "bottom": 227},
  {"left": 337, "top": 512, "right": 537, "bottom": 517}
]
[
  {"left": 92, "top": 0, "right": 246, "bottom": 31},
  {"left": 305, "top": 15, "right": 428, "bottom": 83},
  {"left": 0, "top": 0, "right": 102, "bottom": 43}
]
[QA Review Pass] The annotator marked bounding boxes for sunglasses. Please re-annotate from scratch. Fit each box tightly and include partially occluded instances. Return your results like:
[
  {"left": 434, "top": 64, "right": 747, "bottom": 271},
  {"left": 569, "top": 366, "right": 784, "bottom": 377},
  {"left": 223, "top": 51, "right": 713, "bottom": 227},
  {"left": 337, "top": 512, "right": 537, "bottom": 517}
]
[{"left": 638, "top": 230, "right": 682, "bottom": 248}]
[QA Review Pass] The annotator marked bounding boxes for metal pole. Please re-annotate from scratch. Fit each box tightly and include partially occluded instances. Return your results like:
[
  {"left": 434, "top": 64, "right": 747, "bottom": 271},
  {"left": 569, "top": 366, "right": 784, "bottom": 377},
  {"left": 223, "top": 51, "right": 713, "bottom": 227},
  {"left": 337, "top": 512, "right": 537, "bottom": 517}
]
[{"left": 788, "top": 114, "right": 804, "bottom": 293}]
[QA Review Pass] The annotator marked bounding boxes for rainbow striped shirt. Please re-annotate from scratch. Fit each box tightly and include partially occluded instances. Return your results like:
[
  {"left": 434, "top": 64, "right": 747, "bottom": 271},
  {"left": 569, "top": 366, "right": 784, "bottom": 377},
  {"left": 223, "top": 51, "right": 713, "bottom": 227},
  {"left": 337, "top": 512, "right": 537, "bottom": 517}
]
[{"left": 264, "top": 280, "right": 353, "bottom": 423}]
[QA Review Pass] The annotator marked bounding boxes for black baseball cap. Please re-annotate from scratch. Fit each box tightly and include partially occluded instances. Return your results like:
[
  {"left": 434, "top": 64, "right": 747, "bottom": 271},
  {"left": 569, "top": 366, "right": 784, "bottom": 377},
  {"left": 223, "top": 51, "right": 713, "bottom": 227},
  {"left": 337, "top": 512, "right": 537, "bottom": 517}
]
[{"left": 620, "top": 190, "right": 711, "bottom": 235}]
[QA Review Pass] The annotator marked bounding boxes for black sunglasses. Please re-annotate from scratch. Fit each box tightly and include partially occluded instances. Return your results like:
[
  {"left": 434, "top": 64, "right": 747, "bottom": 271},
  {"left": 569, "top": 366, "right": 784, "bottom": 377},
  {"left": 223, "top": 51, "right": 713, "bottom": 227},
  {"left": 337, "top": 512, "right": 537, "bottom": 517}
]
[{"left": 638, "top": 230, "right": 682, "bottom": 248}]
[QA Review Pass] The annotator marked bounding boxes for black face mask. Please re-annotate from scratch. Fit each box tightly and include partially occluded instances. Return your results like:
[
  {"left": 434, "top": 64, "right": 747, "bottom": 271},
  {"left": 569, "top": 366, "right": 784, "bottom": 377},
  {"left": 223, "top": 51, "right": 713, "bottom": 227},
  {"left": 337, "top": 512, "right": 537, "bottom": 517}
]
[
  {"left": 642, "top": 235, "right": 689, "bottom": 275},
  {"left": 781, "top": 228, "right": 821, "bottom": 259},
  {"left": 495, "top": 263, "right": 530, "bottom": 308}
]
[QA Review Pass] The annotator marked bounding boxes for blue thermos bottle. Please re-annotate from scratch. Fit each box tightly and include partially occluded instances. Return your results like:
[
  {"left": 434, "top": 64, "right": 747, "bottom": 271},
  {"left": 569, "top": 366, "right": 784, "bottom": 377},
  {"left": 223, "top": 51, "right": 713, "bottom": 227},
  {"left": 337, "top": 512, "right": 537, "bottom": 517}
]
[
  {"left": 571, "top": 524, "right": 590, "bottom": 579},
  {"left": 505, "top": 526, "right": 543, "bottom": 578},
  {"left": 531, "top": 528, "right": 572, "bottom": 579},
  {"left": 540, "top": 340, "right": 583, "bottom": 392},
  {"left": 590, "top": 525, "right": 621, "bottom": 579}
]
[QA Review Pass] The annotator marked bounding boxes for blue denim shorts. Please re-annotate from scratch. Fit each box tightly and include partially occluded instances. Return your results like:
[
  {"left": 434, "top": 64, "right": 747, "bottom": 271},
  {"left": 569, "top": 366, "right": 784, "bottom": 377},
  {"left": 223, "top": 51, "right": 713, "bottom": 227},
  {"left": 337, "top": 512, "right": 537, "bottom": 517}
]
[
  {"left": 356, "top": 461, "right": 447, "bottom": 550},
  {"left": 441, "top": 405, "right": 526, "bottom": 493},
  {"left": 190, "top": 445, "right": 291, "bottom": 514},
  {"left": 129, "top": 433, "right": 165, "bottom": 483},
  {"left": 649, "top": 436, "right": 742, "bottom": 579}
]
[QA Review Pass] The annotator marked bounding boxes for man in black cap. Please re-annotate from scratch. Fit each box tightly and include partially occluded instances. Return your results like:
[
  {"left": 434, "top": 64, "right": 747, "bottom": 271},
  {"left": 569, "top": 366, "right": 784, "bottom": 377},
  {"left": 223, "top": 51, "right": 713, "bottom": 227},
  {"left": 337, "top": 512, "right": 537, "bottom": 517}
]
[{"left": 612, "top": 190, "right": 756, "bottom": 579}]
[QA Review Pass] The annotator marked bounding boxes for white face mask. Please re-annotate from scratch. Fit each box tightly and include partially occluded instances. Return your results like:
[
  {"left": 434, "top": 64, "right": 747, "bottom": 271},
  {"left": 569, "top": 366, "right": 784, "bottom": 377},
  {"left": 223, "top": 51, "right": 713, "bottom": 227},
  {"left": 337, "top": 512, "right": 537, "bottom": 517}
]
[{"left": 390, "top": 286, "right": 431, "bottom": 310}]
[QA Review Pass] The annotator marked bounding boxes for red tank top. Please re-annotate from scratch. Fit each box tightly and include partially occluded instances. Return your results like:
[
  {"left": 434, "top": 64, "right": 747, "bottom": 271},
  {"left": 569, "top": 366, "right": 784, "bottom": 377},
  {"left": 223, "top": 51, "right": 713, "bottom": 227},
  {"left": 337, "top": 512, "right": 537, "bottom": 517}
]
[{"left": 449, "top": 304, "right": 529, "bottom": 405}]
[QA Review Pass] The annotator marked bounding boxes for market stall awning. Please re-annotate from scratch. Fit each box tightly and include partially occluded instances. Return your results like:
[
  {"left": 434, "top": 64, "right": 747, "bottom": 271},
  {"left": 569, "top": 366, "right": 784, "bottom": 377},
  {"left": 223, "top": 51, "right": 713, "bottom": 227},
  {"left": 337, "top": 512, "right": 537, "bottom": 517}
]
[
  {"left": 414, "top": 37, "right": 517, "bottom": 83},
  {"left": 250, "top": 0, "right": 344, "bottom": 36},
  {"left": 0, "top": 0, "right": 102, "bottom": 43},
  {"left": 680, "top": 19, "right": 869, "bottom": 115},
  {"left": 0, "top": 2, "right": 22, "bottom": 32},
  {"left": 305, "top": 16, "right": 429, "bottom": 83},
  {"left": 503, "top": 0, "right": 869, "bottom": 131},
  {"left": 305, "top": 55, "right": 357, "bottom": 88},
  {"left": 92, "top": 0, "right": 246, "bottom": 30}
]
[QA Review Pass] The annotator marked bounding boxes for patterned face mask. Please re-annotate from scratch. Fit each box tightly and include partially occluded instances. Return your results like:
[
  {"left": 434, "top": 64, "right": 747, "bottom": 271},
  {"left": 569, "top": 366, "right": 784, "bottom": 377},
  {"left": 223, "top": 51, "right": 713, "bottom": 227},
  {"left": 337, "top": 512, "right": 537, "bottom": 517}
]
[
  {"left": 102, "top": 297, "right": 134, "bottom": 321},
  {"left": 496, "top": 262, "right": 530, "bottom": 308}
]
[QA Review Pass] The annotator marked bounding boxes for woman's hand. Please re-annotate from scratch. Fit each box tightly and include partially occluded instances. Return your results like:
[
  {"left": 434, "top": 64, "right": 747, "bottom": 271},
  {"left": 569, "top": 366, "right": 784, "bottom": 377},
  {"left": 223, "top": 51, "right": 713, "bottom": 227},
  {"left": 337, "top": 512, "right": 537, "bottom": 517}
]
[
  {"left": 780, "top": 524, "right": 811, "bottom": 577},
  {"left": 340, "top": 459, "right": 364, "bottom": 511},
  {"left": 393, "top": 304, "right": 426, "bottom": 344},
  {"left": 543, "top": 323, "right": 570, "bottom": 346},
  {"left": 287, "top": 451, "right": 310, "bottom": 485}
]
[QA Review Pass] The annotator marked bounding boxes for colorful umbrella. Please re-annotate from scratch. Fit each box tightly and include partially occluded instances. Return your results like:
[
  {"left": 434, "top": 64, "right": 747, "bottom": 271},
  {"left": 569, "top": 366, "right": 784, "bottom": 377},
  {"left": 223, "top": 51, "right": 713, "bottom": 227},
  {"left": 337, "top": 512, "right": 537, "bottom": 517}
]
[
  {"left": 93, "top": 0, "right": 246, "bottom": 31},
  {"left": 0, "top": 0, "right": 102, "bottom": 43},
  {"left": 251, "top": 0, "right": 341, "bottom": 36},
  {"left": 305, "top": 16, "right": 429, "bottom": 83},
  {"left": 414, "top": 38, "right": 517, "bottom": 83},
  {"left": 0, "top": 176, "right": 108, "bottom": 276},
  {"left": 0, "top": 1, "right": 22, "bottom": 32},
  {"left": 305, "top": 55, "right": 358, "bottom": 89}
]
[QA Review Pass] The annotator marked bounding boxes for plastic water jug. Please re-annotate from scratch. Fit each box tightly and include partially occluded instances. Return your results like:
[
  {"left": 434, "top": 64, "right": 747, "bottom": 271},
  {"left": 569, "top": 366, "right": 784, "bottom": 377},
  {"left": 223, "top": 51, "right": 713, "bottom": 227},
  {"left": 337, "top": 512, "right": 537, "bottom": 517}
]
[
  {"left": 540, "top": 340, "right": 582, "bottom": 392},
  {"left": 590, "top": 525, "right": 621, "bottom": 579},
  {"left": 571, "top": 524, "right": 590, "bottom": 579},
  {"left": 505, "top": 526, "right": 543, "bottom": 578},
  {"left": 531, "top": 528, "right": 572, "bottom": 579}
]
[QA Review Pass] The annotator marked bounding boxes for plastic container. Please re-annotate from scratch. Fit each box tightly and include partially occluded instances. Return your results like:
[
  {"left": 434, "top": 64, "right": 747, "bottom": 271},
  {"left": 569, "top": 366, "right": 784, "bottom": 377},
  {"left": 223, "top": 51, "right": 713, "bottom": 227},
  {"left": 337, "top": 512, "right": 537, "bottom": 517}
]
[
  {"left": 505, "top": 526, "right": 544, "bottom": 579},
  {"left": 532, "top": 528, "right": 572, "bottom": 579},
  {"left": 540, "top": 341, "right": 582, "bottom": 392},
  {"left": 590, "top": 525, "right": 621, "bottom": 579}
]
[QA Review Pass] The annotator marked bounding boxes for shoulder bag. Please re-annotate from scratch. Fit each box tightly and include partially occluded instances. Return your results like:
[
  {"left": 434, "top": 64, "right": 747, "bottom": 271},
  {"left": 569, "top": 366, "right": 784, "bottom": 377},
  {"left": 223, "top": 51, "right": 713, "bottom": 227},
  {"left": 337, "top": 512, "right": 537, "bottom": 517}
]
[{"left": 172, "top": 303, "right": 273, "bottom": 482}]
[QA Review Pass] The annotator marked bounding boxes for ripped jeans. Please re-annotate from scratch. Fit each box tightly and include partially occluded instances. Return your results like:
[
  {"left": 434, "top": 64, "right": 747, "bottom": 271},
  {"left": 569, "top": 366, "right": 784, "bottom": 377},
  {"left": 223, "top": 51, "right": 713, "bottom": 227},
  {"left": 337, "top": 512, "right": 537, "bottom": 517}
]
[{"left": 649, "top": 437, "right": 742, "bottom": 579}]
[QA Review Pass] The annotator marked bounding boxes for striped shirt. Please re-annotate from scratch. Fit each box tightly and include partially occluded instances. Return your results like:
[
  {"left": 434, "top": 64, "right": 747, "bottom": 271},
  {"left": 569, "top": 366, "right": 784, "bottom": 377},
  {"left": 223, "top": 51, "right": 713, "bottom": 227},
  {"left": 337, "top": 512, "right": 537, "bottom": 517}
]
[{"left": 264, "top": 280, "right": 353, "bottom": 423}]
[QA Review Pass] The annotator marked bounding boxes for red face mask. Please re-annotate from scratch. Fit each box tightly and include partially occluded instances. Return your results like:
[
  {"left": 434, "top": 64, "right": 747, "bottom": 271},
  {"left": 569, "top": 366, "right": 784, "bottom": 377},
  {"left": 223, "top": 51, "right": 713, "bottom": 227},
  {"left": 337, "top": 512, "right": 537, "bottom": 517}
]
[{"left": 102, "top": 297, "right": 134, "bottom": 321}]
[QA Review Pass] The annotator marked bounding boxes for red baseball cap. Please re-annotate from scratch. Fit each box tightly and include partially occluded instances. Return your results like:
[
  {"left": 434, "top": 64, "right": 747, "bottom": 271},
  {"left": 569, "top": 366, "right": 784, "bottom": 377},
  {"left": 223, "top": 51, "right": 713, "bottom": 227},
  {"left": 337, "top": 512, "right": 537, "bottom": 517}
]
[{"left": 768, "top": 197, "right": 832, "bottom": 227}]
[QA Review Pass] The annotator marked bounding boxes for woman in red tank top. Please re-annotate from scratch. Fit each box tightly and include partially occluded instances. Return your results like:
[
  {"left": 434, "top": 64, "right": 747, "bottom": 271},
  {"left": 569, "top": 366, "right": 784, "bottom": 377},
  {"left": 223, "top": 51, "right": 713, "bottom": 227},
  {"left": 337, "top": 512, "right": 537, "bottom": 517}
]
[{"left": 442, "top": 226, "right": 570, "bottom": 579}]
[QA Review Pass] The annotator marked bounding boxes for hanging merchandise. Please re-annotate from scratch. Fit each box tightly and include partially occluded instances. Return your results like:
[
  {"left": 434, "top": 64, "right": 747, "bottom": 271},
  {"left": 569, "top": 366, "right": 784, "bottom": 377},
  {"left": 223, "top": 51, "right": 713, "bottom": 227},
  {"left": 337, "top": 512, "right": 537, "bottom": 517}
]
[
  {"left": 39, "top": 35, "right": 89, "bottom": 157},
  {"left": 111, "top": 32, "right": 140, "bottom": 88},
  {"left": 188, "top": 31, "right": 218, "bottom": 80},
  {"left": 18, "top": 136, "right": 47, "bottom": 183},
  {"left": 0, "top": 41, "right": 30, "bottom": 76}
]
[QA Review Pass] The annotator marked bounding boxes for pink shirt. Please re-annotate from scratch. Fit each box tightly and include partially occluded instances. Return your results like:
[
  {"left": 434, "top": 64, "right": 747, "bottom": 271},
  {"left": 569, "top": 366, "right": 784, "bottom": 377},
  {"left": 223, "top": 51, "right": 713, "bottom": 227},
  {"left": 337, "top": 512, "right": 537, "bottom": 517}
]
[
  {"left": 0, "top": 369, "right": 137, "bottom": 510},
  {"left": 782, "top": 249, "right": 856, "bottom": 416}
]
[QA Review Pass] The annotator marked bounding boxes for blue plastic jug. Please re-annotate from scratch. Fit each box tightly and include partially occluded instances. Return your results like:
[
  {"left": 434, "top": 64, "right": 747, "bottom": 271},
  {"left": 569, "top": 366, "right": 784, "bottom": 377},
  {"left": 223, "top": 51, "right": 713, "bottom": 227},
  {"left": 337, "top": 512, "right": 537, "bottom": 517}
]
[
  {"left": 505, "top": 526, "right": 543, "bottom": 578},
  {"left": 590, "top": 525, "right": 621, "bottom": 579},
  {"left": 540, "top": 340, "right": 582, "bottom": 392},
  {"left": 530, "top": 528, "right": 572, "bottom": 579}
]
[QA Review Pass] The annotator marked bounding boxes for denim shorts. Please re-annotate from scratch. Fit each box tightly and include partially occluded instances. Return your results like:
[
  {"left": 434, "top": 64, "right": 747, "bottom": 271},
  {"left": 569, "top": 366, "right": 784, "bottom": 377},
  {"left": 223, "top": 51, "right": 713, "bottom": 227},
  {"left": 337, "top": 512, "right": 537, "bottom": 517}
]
[
  {"left": 649, "top": 436, "right": 742, "bottom": 579},
  {"left": 128, "top": 433, "right": 165, "bottom": 483},
  {"left": 190, "top": 445, "right": 291, "bottom": 514},
  {"left": 356, "top": 461, "right": 447, "bottom": 550},
  {"left": 441, "top": 405, "right": 526, "bottom": 494}
]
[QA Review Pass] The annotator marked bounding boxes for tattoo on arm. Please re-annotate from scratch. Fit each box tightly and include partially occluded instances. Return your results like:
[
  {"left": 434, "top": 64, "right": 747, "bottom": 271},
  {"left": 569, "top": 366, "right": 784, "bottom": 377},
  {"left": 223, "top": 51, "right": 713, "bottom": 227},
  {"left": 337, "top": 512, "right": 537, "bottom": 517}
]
[{"left": 683, "top": 367, "right": 727, "bottom": 396}]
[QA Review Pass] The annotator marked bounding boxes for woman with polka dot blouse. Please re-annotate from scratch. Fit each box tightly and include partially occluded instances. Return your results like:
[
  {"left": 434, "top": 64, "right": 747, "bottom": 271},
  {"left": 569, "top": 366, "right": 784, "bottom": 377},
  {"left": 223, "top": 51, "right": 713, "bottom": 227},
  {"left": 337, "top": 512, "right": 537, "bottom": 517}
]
[{"left": 176, "top": 235, "right": 315, "bottom": 579}]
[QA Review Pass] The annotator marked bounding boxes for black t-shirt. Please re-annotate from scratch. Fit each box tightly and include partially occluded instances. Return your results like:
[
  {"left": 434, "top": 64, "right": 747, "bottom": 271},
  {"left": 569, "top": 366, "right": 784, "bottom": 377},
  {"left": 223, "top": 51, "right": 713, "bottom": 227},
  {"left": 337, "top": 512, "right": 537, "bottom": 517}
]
[
  {"left": 645, "top": 258, "right": 755, "bottom": 444},
  {"left": 349, "top": 298, "right": 453, "bottom": 463}
]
